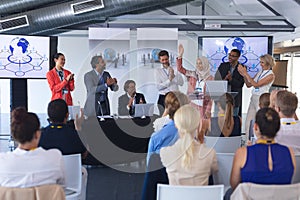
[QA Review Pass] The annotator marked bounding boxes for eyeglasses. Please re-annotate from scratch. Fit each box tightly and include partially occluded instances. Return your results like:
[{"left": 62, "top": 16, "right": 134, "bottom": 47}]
[{"left": 228, "top": 54, "right": 239, "bottom": 58}]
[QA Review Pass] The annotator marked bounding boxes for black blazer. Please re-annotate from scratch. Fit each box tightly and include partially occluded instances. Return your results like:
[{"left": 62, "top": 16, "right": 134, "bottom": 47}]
[
  {"left": 214, "top": 62, "right": 245, "bottom": 107},
  {"left": 118, "top": 92, "right": 146, "bottom": 116}
]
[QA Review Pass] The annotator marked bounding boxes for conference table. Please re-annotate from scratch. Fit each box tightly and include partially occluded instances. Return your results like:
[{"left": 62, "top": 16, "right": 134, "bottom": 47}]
[{"left": 78, "top": 115, "right": 158, "bottom": 165}]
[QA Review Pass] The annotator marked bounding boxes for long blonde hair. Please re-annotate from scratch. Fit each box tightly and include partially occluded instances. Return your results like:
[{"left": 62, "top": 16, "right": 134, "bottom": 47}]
[{"left": 174, "top": 104, "right": 201, "bottom": 169}]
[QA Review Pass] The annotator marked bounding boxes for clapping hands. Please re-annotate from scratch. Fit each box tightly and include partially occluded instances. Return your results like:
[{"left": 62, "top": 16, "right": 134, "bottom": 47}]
[{"left": 106, "top": 77, "right": 117, "bottom": 86}]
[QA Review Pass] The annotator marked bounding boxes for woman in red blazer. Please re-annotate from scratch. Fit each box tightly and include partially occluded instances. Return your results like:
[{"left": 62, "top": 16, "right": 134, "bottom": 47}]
[{"left": 46, "top": 53, "right": 74, "bottom": 106}]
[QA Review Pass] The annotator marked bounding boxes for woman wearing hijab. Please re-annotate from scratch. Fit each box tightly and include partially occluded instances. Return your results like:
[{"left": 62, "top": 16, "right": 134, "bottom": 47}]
[{"left": 177, "top": 44, "right": 213, "bottom": 119}]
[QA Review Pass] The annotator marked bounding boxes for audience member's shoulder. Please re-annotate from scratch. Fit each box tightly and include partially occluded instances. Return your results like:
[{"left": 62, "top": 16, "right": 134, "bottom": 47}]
[
  {"left": 200, "top": 143, "right": 216, "bottom": 156},
  {"left": 40, "top": 147, "right": 63, "bottom": 156},
  {"left": 160, "top": 143, "right": 179, "bottom": 164}
]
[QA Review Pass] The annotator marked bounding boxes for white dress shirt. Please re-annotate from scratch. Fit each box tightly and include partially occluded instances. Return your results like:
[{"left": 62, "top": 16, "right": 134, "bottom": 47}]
[
  {"left": 155, "top": 65, "right": 184, "bottom": 95},
  {"left": 275, "top": 118, "right": 300, "bottom": 153},
  {"left": 0, "top": 147, "right": 65, "bottom": 188}
]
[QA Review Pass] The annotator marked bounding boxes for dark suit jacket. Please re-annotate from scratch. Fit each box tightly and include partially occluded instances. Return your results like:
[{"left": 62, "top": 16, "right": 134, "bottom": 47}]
[
  {"left": 84, "top": 70, "right": 118, "bottom": 117},
  {"left": 118, "top": 92, "right": 146, "bottom": 116},
  {"left": 214, "top": 62, "right": 245, "bottom": 107}
]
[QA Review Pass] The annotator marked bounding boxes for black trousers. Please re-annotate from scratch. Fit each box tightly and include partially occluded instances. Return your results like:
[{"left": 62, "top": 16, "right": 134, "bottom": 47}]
[{"left": 157, "top": 94, "right": 165, "bottom": 116}]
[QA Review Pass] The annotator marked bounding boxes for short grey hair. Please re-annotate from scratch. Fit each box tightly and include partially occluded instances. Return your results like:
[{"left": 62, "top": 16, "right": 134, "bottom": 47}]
[{"left": 90, "top": 55, "right": 102, "bottom": 69}]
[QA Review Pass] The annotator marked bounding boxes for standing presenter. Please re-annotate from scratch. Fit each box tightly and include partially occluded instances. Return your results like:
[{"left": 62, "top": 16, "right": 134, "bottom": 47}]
[{"left": 46, "top": 53, "right": 74, "bottom": 106}]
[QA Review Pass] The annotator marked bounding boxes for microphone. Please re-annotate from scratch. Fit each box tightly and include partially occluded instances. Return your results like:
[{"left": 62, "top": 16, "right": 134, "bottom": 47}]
[{"left": 97, "top": 101, "right": 105, "bottom": 121}]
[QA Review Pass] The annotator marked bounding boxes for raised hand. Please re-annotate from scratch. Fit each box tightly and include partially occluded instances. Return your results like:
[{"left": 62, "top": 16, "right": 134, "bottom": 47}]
[
  {"left": 106, "top": 77, "right": 116, "bottom": 86},
  {"left": 237, "top": 64, "right": 247, "bottom": 76},
  {"left": 128, "top": 97, "right": 134, "bottom": 107},
  {"left": 178, "top": 44, "right": 184, "bottom": 58}
]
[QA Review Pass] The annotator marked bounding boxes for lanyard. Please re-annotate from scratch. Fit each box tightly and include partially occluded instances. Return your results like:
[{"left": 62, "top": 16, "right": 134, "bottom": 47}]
[
  {"left": 256, "top": 138, "right": 275, "bottom": 144},
  {"left": 257, "top": 69, "right": 270, "bottom": 81},
  {"left": 196, "top": 79, "right": 203, "bottom": 87},
  {"left": 163, "top": 68, "right": 169, "bottom": 77},
  {"left": 282, "top": 121, "right": 297, "bottom": 125}
]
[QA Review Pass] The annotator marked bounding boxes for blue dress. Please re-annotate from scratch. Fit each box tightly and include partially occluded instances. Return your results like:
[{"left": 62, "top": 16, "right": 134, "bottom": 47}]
[{"left": 241, "top": 143, "right": 294, "bottom": 184}]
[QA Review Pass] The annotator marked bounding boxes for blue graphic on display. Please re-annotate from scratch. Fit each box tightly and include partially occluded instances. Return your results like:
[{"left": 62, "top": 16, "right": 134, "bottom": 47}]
[
  {"left": 224, "top": 37, "right": 246, "bottom": 55},
  {"left": 151, "top": 48, "right": 161, "bottom": 62},
  {"left": 205, "top": 37, "right": 264, "bottom": 77},
  {"left": 8, "top": 37, "right": 32, "bottom": 64},
  {"left": 0, "top": 37, "right": 48, "bottom": 77},
  {"left": 103, "top": 48, "right": 116, "bottom": 61}
]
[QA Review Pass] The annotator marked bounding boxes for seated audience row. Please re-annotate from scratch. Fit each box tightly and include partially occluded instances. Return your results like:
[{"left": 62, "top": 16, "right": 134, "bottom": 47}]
[
  {"left": 0, "top": 108, "right": 65, "bottom": 188},
  {"left": 226, "top": 107, "right": 296, "bottom": 199}
]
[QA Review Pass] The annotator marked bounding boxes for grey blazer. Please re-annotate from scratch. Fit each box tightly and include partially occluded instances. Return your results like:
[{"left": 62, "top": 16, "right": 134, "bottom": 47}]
[{"left": 83, "top": 70, "right": 118, "bottom": 117}]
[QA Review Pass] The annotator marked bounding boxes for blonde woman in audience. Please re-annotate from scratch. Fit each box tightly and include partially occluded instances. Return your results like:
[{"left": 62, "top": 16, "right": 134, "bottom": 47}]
[
  {"left": 160, "top": 104, "right": 218, "bottom": 185},
  {"left": 238, "top": 54, "right": 275, "bottom": 140},
  {"left": 206, "top": 93, "right": 241, "bottom": 137},
  {"left": 0, "top": 107, "right": 65, "bottom": 188},
  {"left": 227, "top": 107, "right": 296, "bottom": 199}
]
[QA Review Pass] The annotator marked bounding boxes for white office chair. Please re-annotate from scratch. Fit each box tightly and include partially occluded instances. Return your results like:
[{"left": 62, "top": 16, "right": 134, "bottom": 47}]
[
  {"left": 156, "top": 184, "right": 224, "bottom": 200},
  {"left": 63, "top": 154, "right": 82, "bottom": 200},
  {"left": 213, "top": 153, "right": 235, "bottom": 192},
  {"left": 204, "top": 136, "right": 241, "bottom": 153},
  {"left": 292, "top": 154, "right": 300, "bottom": 184},
  {"left": 231, "top": 182, "right": 300, "bottom": 200}
]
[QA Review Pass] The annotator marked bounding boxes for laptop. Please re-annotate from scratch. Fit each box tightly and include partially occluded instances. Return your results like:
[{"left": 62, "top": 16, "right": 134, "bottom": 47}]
[
  {"left": 205, "top": 80, "right": 228, "bottom": 97},
  {"left": 134, "top": 103, "right": 155, "bottom": 118}
]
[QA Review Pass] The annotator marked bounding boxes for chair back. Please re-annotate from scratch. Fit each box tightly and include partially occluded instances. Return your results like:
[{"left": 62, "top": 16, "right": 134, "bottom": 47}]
[
  {"left": 0, "top": 184, "right": 65, "bottom": 200},
  {"left": 231, "top": 182, "right": 300, "bottom": 200},
  {"left": 204, "top": 136, "right": 241, "bottom": 153},
  {"left": 63, "top": 154, "right": 82, "bottom": 199},
  {"left": 156, "top": 184, "right": 224, "bottom": 200},
  {"left": 292, "top": 154, "right": 300, "bottom": 184},
  {"left": 213, "top": 153, "right": 235, "bottom": 192}
]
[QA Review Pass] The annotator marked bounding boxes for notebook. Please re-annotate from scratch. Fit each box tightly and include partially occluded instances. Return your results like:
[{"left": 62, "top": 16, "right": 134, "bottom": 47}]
[
  {"left": 205, "top": 80, "right": 228, "bottom": 96},
  {"left": 134, "top": 103, "right": 155, "bottom": 118}
]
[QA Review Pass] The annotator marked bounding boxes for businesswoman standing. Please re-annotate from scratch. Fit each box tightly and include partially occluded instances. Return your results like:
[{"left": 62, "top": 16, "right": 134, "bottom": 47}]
[
  {"left": 46, "top": 53, "right": 74, "bottom": 106},
  {"left": 238, "top": 54, "right": 275, "bottom": 141}
]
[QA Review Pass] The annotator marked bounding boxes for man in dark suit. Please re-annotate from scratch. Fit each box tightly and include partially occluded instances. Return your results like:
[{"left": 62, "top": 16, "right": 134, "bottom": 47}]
[
  {"left": 215, "top": 49, "right": 245, "bottom": 116},
  {"left": 84, "top": 55, "right": 119, "bottom": 117},
  {"left": 118, "top": 80, "right": 146, "bottom": 116}
]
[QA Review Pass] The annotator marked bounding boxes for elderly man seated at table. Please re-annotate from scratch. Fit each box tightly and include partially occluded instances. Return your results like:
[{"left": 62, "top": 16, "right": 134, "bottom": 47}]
[{"left": 118, "top": 79, "right": 146, "bottom": 116}]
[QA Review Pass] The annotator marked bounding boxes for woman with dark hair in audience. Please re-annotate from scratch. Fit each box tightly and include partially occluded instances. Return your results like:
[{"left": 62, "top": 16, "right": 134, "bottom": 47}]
[
  {"left": 160, "top": 104, "right": 218, "bottom": 185},
  {"left": 0, "top": 107, "right": 65, "bottom": 188},
  {"left": 206, "top": 93, "right": 241, "bottom": 137},
  {"left": 47, "top": 52, "right": 74, "bottom": 106},
  {"left": 147, "top": 91, "right": 190, "bottom": 164},
  {"left": 228, "top": 107, "right": 296, "bottom": 197}
]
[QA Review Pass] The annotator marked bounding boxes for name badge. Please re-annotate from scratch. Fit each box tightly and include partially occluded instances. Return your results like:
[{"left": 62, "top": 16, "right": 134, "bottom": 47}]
[{"left": 63, "top": 89, "right": 68, "bottom": 94}]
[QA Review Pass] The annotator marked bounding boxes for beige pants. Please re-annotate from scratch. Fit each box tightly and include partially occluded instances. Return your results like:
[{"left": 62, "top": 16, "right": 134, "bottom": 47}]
[{"left": 245, "top": 94, "right": 260, "bottom": 141}]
